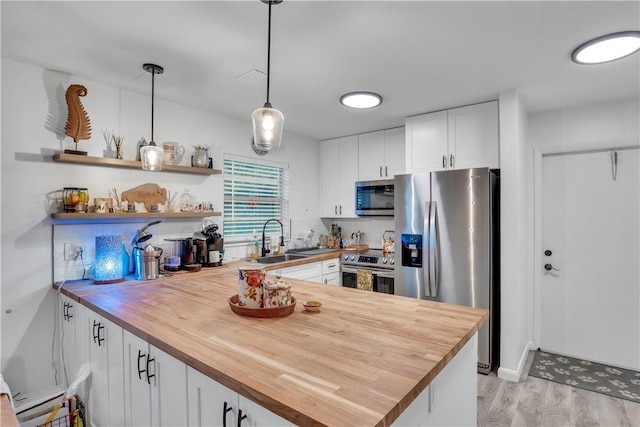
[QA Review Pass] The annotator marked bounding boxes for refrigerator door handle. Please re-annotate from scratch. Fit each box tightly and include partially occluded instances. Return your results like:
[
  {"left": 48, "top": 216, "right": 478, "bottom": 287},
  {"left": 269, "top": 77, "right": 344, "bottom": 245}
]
[
  {"left": 425, "top": 201, "right": 439, "bottom": 299},
  {"left": 424, "top": 201, "right": 432, "bottom": 298},
  {"left": 431, "top": 202, "right": 439, "bottom": 298}
]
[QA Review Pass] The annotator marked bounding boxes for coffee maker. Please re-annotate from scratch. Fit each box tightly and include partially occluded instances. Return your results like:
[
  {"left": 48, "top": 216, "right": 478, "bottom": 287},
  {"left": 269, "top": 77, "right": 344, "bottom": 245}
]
[{"left": 193, "top": 219, "right": 224, "bottom": 266}]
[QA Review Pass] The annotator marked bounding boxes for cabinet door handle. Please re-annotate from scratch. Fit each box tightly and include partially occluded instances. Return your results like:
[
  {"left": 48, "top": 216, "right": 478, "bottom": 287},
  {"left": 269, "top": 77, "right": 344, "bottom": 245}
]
[
  {"left": 63, "top": 302, "right": 69, "bottom": 321},
  {"left": 339, "top": 205, "right": 342, "bottom": 215},
  {"left": 66, "top": 303, "right": 73, "bottom": 320},
  {"left": 324, "top": 279, "right": 328, "bottom": 284},
  {"left": 334, "top": 205, "right": 337, "bottom": 215},
  {"left": 238, "top": 409, "right": 248, "bottom": 427},
  {"left": 450, "top": 154, "right": 454, "bottom": 168},
  {"left": 223, "top": 401, "right": 233, "bottom": 427},
  {"left": 442, "top": 155, "right": 447, "bottom": 169},
  {"left": 137, "top": 350, "right": 146, "bottom": 380},
  {"left": 97, "top": 323, "right": 105, "bottom": 346},
  {"left": 379, "top": 166, "right": 383, "bottom": 178},
  {"left": 146, "top": 355, "right": 155, "bottom": 385},
  {"left": 92, "top": 320, "right": 99, "bottom": 343},
  {"left": 385, "top": 166, "right": 388, "bottom": 177}
]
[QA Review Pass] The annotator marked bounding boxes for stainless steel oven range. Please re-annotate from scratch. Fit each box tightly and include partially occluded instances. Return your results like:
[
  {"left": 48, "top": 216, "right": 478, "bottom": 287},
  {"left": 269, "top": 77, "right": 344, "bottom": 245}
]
[{"left": 340, "top": 250, "right": 395, "bottom": 294}]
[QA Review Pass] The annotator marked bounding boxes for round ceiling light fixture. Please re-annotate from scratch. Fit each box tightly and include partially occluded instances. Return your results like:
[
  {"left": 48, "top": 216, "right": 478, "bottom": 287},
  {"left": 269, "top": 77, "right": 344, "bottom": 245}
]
[
  {"left": 571, "top": 31, "right": 640, "bottom": 64},
  {"left": 340, "top": 92, "right": 383, "bottom": 109}
]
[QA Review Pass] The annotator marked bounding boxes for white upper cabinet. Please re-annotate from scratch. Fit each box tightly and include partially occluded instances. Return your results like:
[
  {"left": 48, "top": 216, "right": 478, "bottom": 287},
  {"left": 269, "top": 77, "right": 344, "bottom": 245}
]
[
  {"left": 405, "top": 101, "right": 499, "bottom": 173},
  {"left": 320, "top": 135, "right": 358, "bottom": 218},
  {"left": 358, "top": 127, "right": 405, "bottom": 181}
]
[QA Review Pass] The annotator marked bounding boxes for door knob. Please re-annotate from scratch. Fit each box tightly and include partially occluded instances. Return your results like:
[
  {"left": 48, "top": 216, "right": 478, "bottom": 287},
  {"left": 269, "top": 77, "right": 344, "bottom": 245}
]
[
  {"left": 544, "top": 250, "right": 552, "bottom": 256},
  {"left": 544, "top": 263, "right": 560, "bottom": 271}
]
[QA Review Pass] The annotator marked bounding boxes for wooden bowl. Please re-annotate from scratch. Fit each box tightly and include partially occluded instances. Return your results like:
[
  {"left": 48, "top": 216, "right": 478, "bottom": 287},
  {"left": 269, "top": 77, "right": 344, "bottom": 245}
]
[{"left": 229, "top": 295, "right": 296, "bottom": 318}]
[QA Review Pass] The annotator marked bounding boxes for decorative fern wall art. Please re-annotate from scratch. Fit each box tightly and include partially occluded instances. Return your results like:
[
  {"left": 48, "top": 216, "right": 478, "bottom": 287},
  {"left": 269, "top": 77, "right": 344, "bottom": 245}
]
[{"left": 64, "top": 84, "right": 92, "bottom": 155}]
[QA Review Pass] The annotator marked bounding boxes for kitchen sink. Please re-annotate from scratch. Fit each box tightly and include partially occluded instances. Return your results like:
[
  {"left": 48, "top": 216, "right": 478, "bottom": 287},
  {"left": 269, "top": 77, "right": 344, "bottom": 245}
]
[{"left": 255, "top": 253, "right": 308, "bottom": 264}]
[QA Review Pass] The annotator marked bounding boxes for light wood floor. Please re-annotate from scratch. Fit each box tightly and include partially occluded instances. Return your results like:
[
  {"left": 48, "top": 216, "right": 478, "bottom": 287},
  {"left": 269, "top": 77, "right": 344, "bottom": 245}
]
[{"left": 477, "top": 353, "right": 640, "bottom": 426}]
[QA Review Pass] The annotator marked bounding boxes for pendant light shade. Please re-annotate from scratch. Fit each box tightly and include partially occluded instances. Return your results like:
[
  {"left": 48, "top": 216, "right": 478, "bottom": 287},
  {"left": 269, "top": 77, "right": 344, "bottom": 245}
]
[
  {"left": 252, "top": 102, "right": 284, "bottom": 150},
  {"left": 252, "top": 0, "right": 284, "bottom": 152},
  {"left": 141, "top": 63, "right": 164, "bottom": 171}
]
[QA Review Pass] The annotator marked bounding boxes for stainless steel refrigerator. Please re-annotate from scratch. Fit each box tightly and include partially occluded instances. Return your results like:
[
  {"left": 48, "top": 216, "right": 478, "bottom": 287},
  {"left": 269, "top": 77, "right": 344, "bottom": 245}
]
[{"left": 394, "top": 168, "right": 499, "bottom": 374}]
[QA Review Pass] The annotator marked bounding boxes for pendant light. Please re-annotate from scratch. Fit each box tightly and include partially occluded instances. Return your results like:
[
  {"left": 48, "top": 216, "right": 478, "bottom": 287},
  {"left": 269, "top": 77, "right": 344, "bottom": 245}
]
[
  {"left": 140, "top": 63, "right": 164, "bottom": 170},
  {"left": 251, "top": 0, "right": 284, "bottom": 152}
]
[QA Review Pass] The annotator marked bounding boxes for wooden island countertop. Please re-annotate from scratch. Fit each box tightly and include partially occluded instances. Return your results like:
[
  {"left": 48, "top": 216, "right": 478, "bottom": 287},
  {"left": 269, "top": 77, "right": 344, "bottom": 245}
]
[{"left": 55, "top": 259, "right": 487, "bottom": 426}]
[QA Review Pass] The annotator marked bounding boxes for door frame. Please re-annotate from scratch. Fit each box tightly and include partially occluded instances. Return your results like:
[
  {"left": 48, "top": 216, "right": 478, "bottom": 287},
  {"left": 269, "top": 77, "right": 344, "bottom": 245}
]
[{"left": 532, "top": 144, "right": 640, "bottom": 350}]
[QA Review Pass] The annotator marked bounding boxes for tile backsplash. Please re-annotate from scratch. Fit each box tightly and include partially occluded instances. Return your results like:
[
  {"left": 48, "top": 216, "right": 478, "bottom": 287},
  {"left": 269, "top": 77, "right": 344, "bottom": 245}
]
[{"left": 52, "top": 216, "right": 395, "bottom": 282}]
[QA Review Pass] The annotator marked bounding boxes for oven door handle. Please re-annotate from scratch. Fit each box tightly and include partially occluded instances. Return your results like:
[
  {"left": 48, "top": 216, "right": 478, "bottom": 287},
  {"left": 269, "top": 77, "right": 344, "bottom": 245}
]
[{"left": 341, "top": 266, "right": 395, "bottom": 278}]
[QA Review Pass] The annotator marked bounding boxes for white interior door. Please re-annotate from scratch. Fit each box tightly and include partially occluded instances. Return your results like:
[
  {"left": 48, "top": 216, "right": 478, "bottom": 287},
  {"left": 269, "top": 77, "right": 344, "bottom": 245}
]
[{"left": 541, "top": 148, "right": 639, "bottom": 370}]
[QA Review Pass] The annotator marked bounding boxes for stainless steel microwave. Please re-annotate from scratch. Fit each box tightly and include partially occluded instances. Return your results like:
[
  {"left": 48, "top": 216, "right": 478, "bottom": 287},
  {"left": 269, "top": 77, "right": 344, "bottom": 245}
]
[{"left": 355, "top": 179, "right": 394, "bottom": 216}]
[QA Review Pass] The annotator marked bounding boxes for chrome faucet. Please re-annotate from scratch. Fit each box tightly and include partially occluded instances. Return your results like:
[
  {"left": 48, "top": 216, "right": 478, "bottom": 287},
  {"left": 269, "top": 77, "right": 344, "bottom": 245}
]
[{"left": 262, "top": 219, "right": 284, "bottom": 257}]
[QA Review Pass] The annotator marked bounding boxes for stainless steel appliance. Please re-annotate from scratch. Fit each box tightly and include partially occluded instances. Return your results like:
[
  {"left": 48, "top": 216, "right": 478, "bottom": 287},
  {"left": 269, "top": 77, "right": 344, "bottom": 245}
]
[
  {"left": 394, "top": 168, "right": 500, "bottom": 374},
  {"left": 355, "top": 179, "right": 394, "bottom": 216},
  {"left": 341, "top": 250, "right": 395, "bottom": 294}
]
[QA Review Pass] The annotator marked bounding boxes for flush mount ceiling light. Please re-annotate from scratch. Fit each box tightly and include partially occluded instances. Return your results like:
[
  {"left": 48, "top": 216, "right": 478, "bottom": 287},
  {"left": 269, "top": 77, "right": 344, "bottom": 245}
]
[
  {"left": 251, "top": 0, "right": 284, "bottom": 154},
  {"left": 571, "top": 31, "right": 640, "bottom": 64},
  {"left": 140, "top": 63, "right": 164, "bottom": 171},
  {"left": 340, "top": 92, "right": 383, "bottom": 109}
]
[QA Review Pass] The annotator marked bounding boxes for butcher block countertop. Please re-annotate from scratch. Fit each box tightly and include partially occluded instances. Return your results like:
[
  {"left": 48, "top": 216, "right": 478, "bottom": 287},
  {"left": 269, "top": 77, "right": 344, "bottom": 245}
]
[{"left": 55, "top": 259, "right": 488, "bottom": 427}]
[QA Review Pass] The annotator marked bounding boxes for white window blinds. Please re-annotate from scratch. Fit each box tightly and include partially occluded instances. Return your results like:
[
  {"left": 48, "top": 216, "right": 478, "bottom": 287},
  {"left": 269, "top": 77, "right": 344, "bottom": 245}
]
[{"left": 223, "top": 155, "right": 290, "bottom": 239}]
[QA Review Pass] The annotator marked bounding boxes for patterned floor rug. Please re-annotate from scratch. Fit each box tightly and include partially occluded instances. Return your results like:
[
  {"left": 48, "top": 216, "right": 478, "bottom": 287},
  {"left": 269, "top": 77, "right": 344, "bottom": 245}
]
[{"left": 528, "top": 350, "right": 640, "bottom": 403}]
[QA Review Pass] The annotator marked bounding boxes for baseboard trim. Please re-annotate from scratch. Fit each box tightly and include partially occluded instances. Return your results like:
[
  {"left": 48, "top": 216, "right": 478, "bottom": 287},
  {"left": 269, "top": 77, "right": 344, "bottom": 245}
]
[{"left": 498, "top": 341, "right": 534, "bottom": 382}]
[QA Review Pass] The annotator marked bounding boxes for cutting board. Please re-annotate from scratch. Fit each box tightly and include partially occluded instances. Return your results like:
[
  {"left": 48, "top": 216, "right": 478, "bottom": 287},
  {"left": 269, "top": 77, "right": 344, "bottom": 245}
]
[
  {"left": 121, "top": 183, "right": 167, "bottom": 210},
  {"left": 344, "top": 244, "right": 369, "bottom": 253}
]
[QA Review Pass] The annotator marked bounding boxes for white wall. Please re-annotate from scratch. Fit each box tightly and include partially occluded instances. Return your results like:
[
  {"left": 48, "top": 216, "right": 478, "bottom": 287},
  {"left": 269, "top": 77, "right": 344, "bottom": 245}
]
[
  {"left": 497, "top": 94, "right": 639, "bottom": 381},
  {"left": 0, "top": 58, "right": 323, "bottom": 394},
  {"left": 497, "top": 90, "right": 532, "bottom": 381},
  {"left": 527, "top": 97, "right": 640, "bottom": 356}
]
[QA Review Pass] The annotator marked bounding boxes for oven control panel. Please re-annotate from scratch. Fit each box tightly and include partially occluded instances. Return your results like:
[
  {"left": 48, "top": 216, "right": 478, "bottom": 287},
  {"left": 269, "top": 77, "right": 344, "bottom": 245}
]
[{"left": 342, "top": 252, "right": 395, "bottom": 268}]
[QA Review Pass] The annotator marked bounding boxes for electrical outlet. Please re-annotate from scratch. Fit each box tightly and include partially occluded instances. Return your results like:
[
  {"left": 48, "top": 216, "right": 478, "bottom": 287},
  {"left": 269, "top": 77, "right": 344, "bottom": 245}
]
[{"left": 64, "top": 243, "right": 84, "bottom": 261}]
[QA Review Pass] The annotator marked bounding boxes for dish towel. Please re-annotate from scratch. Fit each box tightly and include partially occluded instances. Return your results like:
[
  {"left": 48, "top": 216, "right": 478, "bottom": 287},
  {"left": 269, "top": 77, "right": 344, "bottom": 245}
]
[{"left": 356, "top": 269, "right": 373, "bottom": 291}]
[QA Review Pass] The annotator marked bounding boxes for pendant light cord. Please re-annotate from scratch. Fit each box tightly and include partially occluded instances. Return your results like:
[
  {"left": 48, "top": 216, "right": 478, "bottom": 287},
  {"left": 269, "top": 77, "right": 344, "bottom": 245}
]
[
  {"left": 266, "top": 1, "right": 272, "bottom": 105},
  {"left": 151, "top": 70, "right": 155, "bottom": 144}
]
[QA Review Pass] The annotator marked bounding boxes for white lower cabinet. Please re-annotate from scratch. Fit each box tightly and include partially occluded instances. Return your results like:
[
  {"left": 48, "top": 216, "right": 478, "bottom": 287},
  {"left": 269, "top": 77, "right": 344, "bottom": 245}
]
[
  {"left": 391, "top": 333, "right": 477, "bottom": 426},
  {"left": 123, "top": 330, "right": 188, "bottom": 426},
  {"left": 59, "top": 295, "right": 87, "bottom": 397},
  {"left": 85, "top": 310, "right": 124, "bottom": 427},
  {"left": 278, "top": 258, "right": 341, "bottom": 285},
  {"left": 322, "top": 258, "right": 341, "bottom": 286},
  {"left": 187, "top": 367, "right": 293, "bottom": 427},
  {"left": 278, "top": 261, "right": 322, "bottom": 283}
]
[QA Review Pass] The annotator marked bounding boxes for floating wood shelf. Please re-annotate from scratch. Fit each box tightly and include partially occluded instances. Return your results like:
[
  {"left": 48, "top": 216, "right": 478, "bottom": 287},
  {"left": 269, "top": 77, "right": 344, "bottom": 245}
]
[
  {"left": 52, "top": 153, "right": 222, "bottom": 175},
  {"left": 51, "top": 211, "right": 220, "bottom": 224}
]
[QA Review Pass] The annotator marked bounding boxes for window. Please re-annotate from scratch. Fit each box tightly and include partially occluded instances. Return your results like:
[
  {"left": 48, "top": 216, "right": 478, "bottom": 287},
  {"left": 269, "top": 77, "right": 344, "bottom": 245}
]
[{"left": 223, "top": 155, "right": 290, "bottom": 240}]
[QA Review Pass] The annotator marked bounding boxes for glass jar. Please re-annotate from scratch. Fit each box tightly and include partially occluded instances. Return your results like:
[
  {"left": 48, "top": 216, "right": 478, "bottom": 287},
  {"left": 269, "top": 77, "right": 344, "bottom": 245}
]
[
  {"left": 192, "top": 146, "right": 209, "bottom": 168},
  {"left": 180, "top": 189, "right": 195, "bottom": 212}
]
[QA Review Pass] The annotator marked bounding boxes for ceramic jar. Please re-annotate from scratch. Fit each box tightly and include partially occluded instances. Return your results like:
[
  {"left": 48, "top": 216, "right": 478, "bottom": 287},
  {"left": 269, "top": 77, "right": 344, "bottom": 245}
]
[
  {"left": 238, "top": 266, "right": 266, "bottom": 307},
  {"left": 263, "top": 279, "right": 292, "bottom": 308}
]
